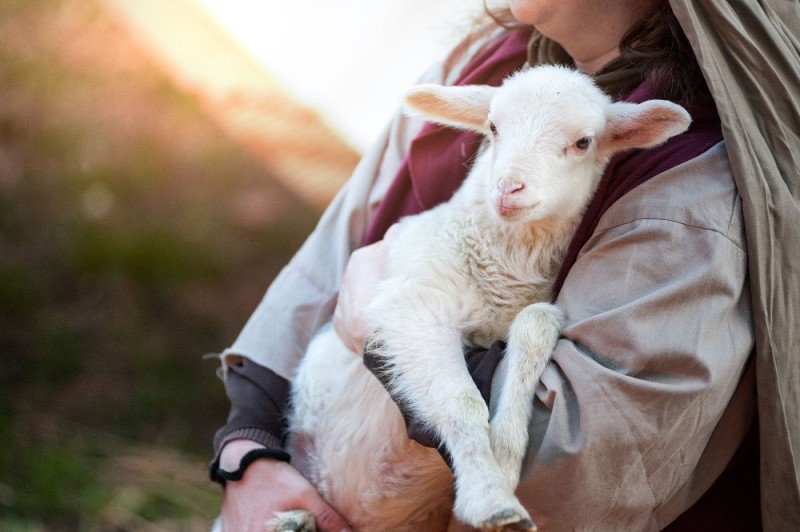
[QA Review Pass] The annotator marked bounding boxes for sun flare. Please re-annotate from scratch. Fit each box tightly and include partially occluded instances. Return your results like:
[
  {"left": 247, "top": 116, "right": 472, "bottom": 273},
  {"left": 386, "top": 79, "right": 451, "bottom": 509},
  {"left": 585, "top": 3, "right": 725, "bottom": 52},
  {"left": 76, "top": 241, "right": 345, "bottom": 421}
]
[{"left": 193, "top": 0, "right": 473, "bottom": 149}]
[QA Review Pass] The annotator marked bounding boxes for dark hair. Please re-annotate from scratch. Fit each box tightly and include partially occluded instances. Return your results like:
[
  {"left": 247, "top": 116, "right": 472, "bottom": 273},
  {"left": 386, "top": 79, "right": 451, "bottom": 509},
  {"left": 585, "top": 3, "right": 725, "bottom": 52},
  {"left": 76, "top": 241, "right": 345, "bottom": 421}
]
[
  {"left": 618, "top": 2, "right": 709, "bottom": 101},
  {"left": 482, "top": 1, "right": 709, "bottom": 101}
]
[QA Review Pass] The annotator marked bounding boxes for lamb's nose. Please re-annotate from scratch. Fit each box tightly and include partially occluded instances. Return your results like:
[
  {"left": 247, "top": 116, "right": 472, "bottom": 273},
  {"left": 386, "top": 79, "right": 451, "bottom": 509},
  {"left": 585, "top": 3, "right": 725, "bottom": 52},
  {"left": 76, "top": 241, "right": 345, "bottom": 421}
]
[{"left": 498, "top": 180, "right": 525, "bottom": 195}]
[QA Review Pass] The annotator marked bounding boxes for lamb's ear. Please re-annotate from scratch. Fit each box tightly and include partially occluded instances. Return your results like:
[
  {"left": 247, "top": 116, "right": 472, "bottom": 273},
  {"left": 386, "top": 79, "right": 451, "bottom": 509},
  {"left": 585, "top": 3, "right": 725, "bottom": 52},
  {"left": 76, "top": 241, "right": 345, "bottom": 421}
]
[
  {"left": 405, "top": 84, "right": 497, "bottom": 133},
  {"left": 601, "top": 100, "right": 692, "bottom": 156}
]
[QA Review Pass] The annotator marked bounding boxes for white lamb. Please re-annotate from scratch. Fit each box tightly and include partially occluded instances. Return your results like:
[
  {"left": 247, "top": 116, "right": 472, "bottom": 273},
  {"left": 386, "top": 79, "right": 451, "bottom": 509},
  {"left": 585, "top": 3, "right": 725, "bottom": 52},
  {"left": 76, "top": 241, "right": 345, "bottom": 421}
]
[{"left": 250, "top": 65, "right": 690, "bottom": 532}]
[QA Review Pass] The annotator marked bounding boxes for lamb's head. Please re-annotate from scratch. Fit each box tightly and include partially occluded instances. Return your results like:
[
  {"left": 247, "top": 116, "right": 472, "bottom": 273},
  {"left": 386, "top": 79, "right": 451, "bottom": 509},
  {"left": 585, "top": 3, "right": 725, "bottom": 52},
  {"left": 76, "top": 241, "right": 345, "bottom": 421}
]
[{"left": 405, "top": 65, "right": 691, "bottom": 224}]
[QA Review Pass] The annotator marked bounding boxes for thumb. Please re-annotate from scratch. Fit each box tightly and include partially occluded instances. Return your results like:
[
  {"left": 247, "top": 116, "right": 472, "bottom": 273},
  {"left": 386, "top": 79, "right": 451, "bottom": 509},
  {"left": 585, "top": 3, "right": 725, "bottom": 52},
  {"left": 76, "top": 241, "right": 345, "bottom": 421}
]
[{"left": 305, "top": 496, "right": 352, "bottom": 532}]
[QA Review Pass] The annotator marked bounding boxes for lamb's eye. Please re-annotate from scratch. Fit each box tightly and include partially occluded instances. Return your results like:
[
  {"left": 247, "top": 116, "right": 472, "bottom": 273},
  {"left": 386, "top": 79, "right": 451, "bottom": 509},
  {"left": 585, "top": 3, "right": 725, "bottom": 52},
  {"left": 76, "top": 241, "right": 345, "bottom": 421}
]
[
  {"left": 575, "top": 136, "right": 592, "bottom": 150},
  {"left": 489, "top": 122, "right": 498, "bottom": 136}
]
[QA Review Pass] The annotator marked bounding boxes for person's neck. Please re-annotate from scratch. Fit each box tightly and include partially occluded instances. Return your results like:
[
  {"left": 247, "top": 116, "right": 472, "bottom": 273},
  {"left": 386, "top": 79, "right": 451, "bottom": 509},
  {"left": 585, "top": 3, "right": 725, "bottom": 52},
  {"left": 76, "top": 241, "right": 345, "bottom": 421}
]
[{"left": 572, "top": 48, "right": 621, "bottom": 75}]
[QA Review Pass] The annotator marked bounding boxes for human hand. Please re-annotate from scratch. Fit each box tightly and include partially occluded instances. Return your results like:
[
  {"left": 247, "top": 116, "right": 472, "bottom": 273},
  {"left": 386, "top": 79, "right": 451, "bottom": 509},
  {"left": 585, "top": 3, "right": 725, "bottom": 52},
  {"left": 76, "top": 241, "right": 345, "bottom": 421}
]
[
  {"left": 219, "top": 439, "right": 351, "bottom": 532},
  {"left": 333, "top": 224, "right": 402, "bottom": 354}
]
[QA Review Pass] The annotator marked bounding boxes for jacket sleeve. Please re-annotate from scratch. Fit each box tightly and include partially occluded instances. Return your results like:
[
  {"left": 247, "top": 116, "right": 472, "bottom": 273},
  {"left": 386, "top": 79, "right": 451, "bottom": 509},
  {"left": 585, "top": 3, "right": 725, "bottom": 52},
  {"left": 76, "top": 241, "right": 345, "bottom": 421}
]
[
  {"left": 209, "top": 359, "right": 290, "bottom": 482},
  {"left": 510, "top": 143, "right": 755, "bottom": 530}
]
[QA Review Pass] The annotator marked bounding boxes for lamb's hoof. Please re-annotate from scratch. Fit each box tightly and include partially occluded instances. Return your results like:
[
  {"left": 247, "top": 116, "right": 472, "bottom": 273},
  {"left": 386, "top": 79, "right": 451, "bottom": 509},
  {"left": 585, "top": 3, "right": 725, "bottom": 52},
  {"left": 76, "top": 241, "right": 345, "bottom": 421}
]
[
  {"left": 505, "top": 517, "right": 537, "bottom": 531},
  {"left": 268, "top": 509, "right": 317, "bottom": 532},
  {"left": 481, "top": 509, "right": 537, "bottom": 532}
]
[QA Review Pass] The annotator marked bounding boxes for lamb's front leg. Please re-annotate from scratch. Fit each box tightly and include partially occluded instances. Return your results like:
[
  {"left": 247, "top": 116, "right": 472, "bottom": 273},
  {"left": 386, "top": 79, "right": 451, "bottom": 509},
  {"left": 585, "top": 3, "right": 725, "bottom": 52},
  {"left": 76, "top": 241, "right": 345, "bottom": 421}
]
[
  {"left": 371, "top": 323, "right": 535, "bottom": 531},
  {"left": 490, "top": 302, "right": 565, "bottom": 489}
]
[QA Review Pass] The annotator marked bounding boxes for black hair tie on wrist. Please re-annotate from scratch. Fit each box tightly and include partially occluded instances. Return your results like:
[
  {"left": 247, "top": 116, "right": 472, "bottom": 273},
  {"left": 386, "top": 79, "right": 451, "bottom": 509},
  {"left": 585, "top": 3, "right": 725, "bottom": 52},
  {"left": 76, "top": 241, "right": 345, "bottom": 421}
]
[{"left": 216, "top": 448, "right": 291, "bottom": 483}]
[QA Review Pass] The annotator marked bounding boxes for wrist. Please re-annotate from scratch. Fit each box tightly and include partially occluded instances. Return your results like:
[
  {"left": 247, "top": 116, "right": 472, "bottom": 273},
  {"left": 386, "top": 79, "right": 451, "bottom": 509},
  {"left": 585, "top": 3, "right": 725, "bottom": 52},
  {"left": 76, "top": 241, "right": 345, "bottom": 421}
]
[
  {"left": 215, "top": 439, "right": 291, "bottom": 486},
  {"left": 220, "top": 439, "right": 267, "bottom": 471}
]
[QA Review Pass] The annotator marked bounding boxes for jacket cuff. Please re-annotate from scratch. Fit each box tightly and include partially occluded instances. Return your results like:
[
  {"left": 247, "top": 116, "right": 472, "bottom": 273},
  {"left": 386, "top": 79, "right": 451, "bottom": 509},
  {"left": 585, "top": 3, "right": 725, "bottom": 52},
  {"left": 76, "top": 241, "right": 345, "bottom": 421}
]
[{"left": 209, "top": 428, "right": 287, "bottom": 484}]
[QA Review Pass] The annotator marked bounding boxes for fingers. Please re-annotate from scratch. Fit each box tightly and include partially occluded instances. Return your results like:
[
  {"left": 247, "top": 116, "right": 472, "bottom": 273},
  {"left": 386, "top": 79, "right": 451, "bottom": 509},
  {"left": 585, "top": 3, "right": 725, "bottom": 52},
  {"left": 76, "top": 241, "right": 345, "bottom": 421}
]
[
  {"left": 220, "top": 458, "right": 353, "bottom": 532},
  {"left": 333, "top": 238, "right": 389, "bottom": 353},
  {"left": 305, "top": 496, "right": 352, "bottom": 532},
  {"left": 281, "top": 480, "right": 351, "bottom": 532}
]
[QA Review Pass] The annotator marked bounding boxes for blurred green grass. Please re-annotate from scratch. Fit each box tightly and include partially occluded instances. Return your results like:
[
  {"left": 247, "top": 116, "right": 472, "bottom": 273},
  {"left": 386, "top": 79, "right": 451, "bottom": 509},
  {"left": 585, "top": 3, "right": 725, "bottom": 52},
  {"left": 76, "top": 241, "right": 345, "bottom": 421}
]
[{"left": 0, "top": 0, "right": 325, "bottom": 528}]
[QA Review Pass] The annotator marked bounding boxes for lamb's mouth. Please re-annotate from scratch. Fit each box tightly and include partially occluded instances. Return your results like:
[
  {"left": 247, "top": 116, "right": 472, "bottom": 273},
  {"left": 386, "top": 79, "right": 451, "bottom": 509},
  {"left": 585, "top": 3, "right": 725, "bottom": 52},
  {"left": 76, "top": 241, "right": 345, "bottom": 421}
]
[{"left": 496, "top": 201, "right": 538, "bottom": 219}]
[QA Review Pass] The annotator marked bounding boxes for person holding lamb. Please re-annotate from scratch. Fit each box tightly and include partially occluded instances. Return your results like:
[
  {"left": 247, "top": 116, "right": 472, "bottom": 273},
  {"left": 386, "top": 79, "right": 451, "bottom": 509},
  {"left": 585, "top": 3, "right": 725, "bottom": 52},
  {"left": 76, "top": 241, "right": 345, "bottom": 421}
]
[
  {"left": 260, "top": 65, "right": 692, "bottom": 532},
  {"left": 210, "top": 0, "right": 800, "bottom": 530}
]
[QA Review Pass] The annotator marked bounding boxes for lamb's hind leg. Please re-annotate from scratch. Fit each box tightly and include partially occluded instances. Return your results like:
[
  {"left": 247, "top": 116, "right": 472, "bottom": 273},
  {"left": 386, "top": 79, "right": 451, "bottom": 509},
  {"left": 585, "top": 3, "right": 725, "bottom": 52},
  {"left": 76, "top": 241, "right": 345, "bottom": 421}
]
[
  {"left": 374, "top": 325, "right": 534, "bottom": 531},
  {"left": 490, "top": 302, "right": 564, "bottom": 489}
]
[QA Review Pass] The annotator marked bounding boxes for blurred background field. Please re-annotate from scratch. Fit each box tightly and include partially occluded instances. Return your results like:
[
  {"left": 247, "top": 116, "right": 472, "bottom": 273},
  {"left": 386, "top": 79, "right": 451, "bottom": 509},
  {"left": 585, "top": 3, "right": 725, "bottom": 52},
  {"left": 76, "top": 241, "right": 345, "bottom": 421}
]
[
  {"left": 0, "top": 0, "right": 346, "bottom": 529},
  {"left": 0, "top": 0, "right": 470, "bottom": 529}
]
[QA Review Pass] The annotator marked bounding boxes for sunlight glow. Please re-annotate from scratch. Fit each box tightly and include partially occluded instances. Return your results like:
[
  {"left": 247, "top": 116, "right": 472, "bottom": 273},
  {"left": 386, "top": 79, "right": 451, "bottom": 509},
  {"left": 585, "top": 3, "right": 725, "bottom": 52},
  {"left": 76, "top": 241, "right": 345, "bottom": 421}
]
[{"left": 194, "top": 0, "right": 478, "bottom": 150}]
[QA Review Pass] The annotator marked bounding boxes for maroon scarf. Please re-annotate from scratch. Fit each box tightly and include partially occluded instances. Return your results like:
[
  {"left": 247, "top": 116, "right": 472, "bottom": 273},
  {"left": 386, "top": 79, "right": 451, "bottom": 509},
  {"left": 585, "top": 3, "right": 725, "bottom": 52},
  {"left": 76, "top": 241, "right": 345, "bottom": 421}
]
[{"left": 362, "top": 28, "right": 723, "bottom": 299}]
